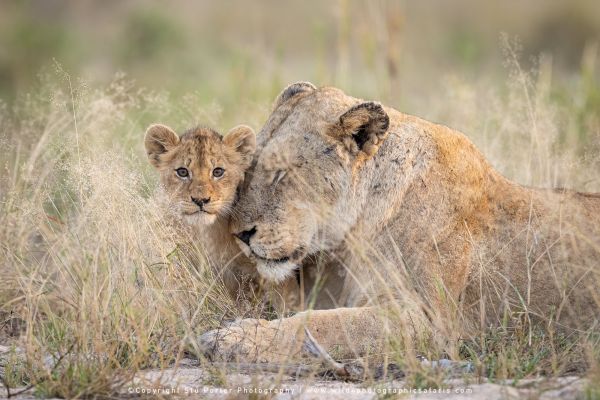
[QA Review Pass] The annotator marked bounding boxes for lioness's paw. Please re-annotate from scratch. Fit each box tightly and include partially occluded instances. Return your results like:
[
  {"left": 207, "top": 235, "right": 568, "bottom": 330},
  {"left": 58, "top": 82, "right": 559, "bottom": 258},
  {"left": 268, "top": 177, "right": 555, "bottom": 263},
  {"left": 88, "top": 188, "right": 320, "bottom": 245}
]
[
  {"left": 194, "top": 318, "right": 270, "bottom": 362},
  {"left": 191, "top": 317, "right": 305, "bottom": 363},
  {"left": 197, "top": 328, "right": 242, "bottom": 361}
]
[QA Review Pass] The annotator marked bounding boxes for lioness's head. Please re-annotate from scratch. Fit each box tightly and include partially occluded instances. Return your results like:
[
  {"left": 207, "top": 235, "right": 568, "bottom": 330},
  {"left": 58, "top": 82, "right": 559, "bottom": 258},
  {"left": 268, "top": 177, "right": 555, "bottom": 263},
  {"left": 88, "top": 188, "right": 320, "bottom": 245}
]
[
  {"left": 145, "top": 124, "right": 255, "bottom": 225},
  {"left": 231, "top": 82, "right": 390, "bottom": 282}
]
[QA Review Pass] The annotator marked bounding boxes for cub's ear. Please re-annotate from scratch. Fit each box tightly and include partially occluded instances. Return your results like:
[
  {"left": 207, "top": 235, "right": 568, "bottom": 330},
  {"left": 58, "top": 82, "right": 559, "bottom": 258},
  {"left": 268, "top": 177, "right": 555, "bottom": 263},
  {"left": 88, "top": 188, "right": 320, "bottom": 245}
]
[
  {"left": 224, "top": 125, "right": 256, "bottom": 169},
  {"left": 329, "top": 102, "right": 390, "bottom": 157},
  {"left": 145, "top": 124, "right": 180, "bottom": 168},
  {"left": 272, "top": 81, "right": 316, "bottom": 110}
]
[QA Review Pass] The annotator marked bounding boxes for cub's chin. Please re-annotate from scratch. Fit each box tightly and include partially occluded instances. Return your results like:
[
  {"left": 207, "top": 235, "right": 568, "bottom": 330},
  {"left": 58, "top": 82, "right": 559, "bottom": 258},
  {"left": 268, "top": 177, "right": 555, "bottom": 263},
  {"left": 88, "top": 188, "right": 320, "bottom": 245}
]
[{"left": 182, "top": 212, "right": 217, "bottom": 225}]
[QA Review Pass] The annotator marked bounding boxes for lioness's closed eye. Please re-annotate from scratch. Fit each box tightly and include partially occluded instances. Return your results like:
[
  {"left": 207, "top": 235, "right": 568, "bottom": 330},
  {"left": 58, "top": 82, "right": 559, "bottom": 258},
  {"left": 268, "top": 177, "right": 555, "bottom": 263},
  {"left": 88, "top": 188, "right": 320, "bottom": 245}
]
[{"left": 144, "top": 123, "right": 256, "bottom": 225}]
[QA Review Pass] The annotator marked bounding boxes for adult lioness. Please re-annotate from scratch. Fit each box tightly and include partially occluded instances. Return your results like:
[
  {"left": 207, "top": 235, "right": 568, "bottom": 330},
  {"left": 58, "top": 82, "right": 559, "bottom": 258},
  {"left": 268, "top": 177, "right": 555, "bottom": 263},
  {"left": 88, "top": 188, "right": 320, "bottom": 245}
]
[{"left": 201, "top": 82, "right": 600, "bottom": 363}]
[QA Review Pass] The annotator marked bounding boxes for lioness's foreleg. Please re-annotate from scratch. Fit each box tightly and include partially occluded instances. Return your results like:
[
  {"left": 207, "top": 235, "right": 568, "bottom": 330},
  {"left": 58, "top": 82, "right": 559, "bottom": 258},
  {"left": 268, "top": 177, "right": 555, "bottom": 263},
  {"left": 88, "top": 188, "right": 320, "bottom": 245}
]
[{"left": 194, "top": 307, "right": 394, "bottom": 363}]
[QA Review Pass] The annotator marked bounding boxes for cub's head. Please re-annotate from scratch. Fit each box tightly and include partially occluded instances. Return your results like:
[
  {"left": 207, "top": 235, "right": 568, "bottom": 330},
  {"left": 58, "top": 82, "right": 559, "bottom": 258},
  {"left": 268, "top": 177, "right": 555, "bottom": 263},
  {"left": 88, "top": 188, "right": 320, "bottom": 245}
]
[
  {"left": 231, "top": 82, "right": 390, "bottom": 282},
  {"left": 145, "top": 124, "right": 255, "bottom": 225}
]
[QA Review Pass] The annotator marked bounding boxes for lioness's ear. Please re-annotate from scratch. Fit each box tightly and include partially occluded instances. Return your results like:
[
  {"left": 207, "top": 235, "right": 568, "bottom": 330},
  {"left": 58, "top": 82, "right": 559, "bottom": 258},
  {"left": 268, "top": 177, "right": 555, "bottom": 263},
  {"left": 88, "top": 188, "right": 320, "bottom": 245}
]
[
  {"left": 145, "top": 124, "right": 180, "bottom": 168},
  {"left": 330, "top": 102, "right": 390, "bottom": 157},
  {"left": 224, "top": 125, "right": 256, "bottom": 169},
  {"left": 272, "top": 81, "right": 316, "bottom": 110}
]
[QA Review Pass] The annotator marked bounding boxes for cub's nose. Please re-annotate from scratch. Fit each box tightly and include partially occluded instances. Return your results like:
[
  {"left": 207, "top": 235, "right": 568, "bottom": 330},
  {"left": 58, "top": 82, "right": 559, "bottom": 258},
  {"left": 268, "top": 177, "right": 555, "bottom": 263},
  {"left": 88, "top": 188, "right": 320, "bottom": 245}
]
[
  {"left": 235, "top": 227, "right": 256, "bottom": 246},
  {"left": 191, "top": 197, "right": 210, "bottom": 209}
]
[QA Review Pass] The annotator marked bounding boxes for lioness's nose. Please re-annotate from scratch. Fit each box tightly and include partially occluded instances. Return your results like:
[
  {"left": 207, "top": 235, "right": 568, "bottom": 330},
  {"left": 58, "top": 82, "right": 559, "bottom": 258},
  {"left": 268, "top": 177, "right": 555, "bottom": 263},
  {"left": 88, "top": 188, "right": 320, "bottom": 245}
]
[{"left": 235, "top": 227, "right": 256, "bottom": 246}]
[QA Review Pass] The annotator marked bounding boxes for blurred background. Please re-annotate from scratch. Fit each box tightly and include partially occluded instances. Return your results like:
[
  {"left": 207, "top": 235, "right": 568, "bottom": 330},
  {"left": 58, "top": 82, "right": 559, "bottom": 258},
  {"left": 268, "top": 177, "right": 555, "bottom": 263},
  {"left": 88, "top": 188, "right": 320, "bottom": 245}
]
[
  {"left": 2, "top": 1, "right": 599, "bottom": 102},
  {"left": 0, "top": 0, "right": 599, "bottom": 186}
]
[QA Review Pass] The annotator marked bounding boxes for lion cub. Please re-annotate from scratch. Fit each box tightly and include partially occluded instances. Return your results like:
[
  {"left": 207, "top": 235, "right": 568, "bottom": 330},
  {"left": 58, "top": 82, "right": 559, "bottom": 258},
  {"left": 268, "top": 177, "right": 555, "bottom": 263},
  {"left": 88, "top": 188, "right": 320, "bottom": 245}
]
[{"left": 145, "top": 123, "right": 299, "bottom": 312}]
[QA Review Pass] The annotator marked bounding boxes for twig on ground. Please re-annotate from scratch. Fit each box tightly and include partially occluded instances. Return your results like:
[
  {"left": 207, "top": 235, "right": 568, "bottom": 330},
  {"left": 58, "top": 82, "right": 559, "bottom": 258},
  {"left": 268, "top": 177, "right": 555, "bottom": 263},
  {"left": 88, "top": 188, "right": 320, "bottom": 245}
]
[{"left": 302, "top": 327, "right": 364, "bottom": 380}]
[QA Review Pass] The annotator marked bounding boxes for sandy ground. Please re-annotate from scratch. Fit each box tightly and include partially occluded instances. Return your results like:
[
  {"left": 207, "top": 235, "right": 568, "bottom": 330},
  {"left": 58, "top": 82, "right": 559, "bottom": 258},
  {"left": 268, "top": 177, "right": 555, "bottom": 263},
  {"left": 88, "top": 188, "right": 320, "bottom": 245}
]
[
  {"left": 0, "top": 370, "right": 589, "bottom": 400},
  {"left": 123, "top": 363, "right": 588, "bottom": 400},
  {"left": 1, "top": 345, "right": 590, "bottom": 399}
]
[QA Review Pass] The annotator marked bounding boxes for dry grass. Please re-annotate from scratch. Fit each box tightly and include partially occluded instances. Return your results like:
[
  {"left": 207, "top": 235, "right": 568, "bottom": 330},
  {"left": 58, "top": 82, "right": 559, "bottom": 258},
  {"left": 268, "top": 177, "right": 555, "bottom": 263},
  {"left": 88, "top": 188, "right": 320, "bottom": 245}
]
[
  {"left": 0, "top": 41, "right": 599, "bottom": 398},
  {"left": 0, "top": 71, "right": 241, "bottom": 397}
]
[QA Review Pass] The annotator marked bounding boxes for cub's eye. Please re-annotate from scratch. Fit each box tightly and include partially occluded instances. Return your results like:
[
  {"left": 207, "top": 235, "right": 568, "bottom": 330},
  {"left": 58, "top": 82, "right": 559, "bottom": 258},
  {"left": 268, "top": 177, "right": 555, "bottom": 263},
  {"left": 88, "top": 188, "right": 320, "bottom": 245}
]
[
  {"left": 212, "top": 167, "right": 225, "bottom": 178},
  {"left": 175, "top": 167, "right": 189, "bottom": 178}
]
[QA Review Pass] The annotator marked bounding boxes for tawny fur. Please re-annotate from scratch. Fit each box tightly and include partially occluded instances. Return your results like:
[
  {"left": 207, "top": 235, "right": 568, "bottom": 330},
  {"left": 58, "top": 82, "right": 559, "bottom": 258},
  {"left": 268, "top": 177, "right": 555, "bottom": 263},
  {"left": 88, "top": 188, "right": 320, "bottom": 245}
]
[
  {"left": 201, "top": 83, "right": 600, "bottom": 363},
  {"left": 144, "top": 124, "right": 301, "bottom": 311}
]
